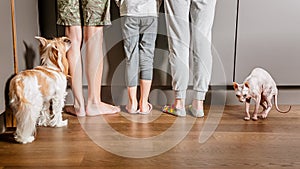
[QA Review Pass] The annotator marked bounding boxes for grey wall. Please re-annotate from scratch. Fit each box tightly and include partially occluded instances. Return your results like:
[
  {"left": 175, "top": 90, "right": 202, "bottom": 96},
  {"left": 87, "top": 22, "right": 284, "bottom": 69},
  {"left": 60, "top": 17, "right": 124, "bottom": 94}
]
[
  {"left": 235, "top": 0, "right": 300, "bottom": 85},
  {"left": 0, "top": 0, "right": 40, "bottom": 113},
  {"left": 0, "top": 0, "right": 14, "bottom": 114},
  {"left": 211, "top": 0, "right": 237, "bottom": 85}
]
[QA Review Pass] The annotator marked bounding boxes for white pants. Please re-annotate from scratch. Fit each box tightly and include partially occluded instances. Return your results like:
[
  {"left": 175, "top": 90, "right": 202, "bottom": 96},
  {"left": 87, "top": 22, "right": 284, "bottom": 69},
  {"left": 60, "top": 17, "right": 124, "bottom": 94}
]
[{"left": 164, "top": 0, "right": 217, "bottom": 100}]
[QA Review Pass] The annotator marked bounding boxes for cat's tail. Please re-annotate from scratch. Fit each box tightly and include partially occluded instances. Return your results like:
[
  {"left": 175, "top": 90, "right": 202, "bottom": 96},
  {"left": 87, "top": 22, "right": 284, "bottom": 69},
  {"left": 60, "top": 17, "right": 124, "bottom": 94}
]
[{"left": 273, "top": 94, "right": 291, "bottom": 113}]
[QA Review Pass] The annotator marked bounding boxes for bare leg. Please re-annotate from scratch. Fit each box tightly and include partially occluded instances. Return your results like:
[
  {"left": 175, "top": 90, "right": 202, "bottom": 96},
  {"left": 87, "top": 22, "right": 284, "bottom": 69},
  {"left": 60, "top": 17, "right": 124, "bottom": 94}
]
[
  {"left": 126, "top": 86, "right": 138, "bottom": 113},
  {"left": 84, "top": 26, "right": 120, "bottom": 116},
  {"left": 139, "top": 80, "right": 152, "bottom": 112},
  {"left": 174, "top": 99, "right": 185, "bottom": 110},
  {"left": 65, "top": 26, "right": 86, "bottom": 116}
]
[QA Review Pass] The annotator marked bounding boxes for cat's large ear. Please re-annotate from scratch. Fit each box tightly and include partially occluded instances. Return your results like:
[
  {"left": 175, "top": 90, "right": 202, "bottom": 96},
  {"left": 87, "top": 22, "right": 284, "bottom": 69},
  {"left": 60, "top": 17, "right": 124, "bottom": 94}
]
[
  {"left": 244, "top": 82, "right": 250, "bottom": 89},
  {"left": 233, "top": 82, "right": 239, "bottom": 90}
]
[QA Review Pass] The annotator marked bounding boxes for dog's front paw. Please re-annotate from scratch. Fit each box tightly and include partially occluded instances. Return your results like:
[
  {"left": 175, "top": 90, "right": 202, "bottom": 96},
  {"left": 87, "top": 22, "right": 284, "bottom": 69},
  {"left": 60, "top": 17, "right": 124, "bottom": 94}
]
[
  {"left": 56, "top": 119, "right": 68, "bottom": 127},
  {"left": 37, "top": 119, "right": 48, "bottom": 127},
  {"left": 15, "top": 135, "right": 35, "bottom": 144},
  {"left": 26, "top": 136, "right": 35, "bottom": 144}
]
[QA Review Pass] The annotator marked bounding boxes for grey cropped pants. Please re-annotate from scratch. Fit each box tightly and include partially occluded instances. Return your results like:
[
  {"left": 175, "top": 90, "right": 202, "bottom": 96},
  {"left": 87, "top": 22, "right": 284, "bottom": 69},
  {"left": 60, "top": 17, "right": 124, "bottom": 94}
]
[
  {"left": 164, "top": 0, "right": 217, "bottom": 100},
  {"left": 121, "top": 16, "right": 158, "bottom": 87}
]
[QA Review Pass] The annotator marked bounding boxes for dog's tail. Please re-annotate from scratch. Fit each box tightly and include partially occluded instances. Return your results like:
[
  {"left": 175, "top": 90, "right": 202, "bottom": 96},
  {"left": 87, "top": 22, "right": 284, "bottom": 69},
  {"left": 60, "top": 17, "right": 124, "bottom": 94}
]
[{"left": 9, "top": 76, "right": 29, "bottom": 106}]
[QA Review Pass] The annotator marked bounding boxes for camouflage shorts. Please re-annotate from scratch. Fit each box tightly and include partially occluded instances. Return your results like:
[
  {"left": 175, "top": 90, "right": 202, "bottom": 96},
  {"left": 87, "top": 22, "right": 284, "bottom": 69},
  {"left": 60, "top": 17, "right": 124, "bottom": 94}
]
[{"left": 56, "top": 0, "right": 111, "bottom": 26}]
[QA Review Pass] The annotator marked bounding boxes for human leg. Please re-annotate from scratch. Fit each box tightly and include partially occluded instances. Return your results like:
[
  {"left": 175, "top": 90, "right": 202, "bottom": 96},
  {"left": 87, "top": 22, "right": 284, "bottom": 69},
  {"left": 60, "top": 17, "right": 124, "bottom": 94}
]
[
  {"left": 138, "top": 80, "right": 152, "bottom": 113},
  {"left": 65, "top": 26, "right": 86, "bottom": 116},
  {"left": 57, "top": 0, "right": 86, "bottom": 116},
  {"left": 121, "top": 17, "right": 140, "bottom": 113},
  {"left": 163, "top": 0, "right": 190, "bottom": 116},
  {"left": 138, "top": 17, "right": 158, "bottom": 113},
  {"left": 126, "top": 86, "right": 138, "bottom": 114},
  {"left": 190, "top": 0, "right": 216, "bottom": 115},
  {"left": 84, "top": 26, "right": 120, "bottom": 116},
  {"left": 80, "top": 0, "right": 119, "bottom": 116}
]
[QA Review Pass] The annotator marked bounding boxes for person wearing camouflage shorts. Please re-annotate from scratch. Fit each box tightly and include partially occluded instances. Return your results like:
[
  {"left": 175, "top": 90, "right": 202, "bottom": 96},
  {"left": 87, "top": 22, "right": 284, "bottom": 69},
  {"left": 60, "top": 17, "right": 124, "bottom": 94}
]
[
  {"left": 57, "top": 0, "right": 111, "bottom": 26},
  {"left": 57, "top": 0, "right": 120, "bottom": 116}
]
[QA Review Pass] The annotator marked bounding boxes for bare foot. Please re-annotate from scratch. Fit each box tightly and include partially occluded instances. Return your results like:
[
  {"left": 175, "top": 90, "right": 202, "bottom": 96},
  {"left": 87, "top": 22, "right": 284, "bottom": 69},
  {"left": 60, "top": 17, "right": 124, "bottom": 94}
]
[
  {"left": 126, "top": 102, "right": 138, "bottom": 114},
  {"left": 86, "top": 102, "right": 120, "bottom": 116},
  {"left": 139, "top": 102, "right": 150, "bottom": 113},
  {"left": 64, "top": 106, "right": 86, "bottom": 117},
  {"left": 125, "top": 98, "right": 138, "bottom": 114},
  {"left": 139, "top": 102, "right": 152, "bottom": 115}
]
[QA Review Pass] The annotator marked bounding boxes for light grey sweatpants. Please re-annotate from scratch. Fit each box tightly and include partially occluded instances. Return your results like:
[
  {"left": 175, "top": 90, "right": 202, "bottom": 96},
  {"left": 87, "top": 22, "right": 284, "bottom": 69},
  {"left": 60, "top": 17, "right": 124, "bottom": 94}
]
[
  {"left": 121, "top": 16, "right": 158, "bottom": 87},
  {"left": 164, "top": 0, "right": 217, "bottom": 100}
]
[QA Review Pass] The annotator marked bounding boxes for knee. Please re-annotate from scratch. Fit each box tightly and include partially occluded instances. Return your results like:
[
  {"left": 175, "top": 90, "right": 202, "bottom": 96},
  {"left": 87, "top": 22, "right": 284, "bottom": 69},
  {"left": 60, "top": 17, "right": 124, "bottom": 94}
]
[
  {"left": 83, "top": 27, "right": 103, "bottom": 42},
  {"left": 65, "top": 26, "right": 82, "bottom": 46}
]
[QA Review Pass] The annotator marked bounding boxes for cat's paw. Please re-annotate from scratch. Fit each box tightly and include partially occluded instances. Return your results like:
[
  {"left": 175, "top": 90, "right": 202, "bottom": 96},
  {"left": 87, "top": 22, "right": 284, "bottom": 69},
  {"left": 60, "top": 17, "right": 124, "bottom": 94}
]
[
  {"left": 252, "top": 116, "right": 258, "bottom": 121},
  {"left": 261, "top": 113, "right": 268, "bottom": 119},
  {"left": 258, "top": 112, "right": 268, "bottom": 119},
  {"left": 244, "top": 117, "right": 251, "bottom": 121}
]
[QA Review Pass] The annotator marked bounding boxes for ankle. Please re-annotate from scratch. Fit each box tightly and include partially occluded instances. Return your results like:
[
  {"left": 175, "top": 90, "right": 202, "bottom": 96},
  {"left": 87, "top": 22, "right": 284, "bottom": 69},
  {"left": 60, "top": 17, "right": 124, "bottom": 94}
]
[
  {"left": 174, "top": 99, "right": 185, "bottom": 109},
  {"left": 87, "top": 98, "right": 101, "bottom": 105},
  {"left": 74, "top": 103, "right": 84, "bottom": 111},
  {"left": 192, "top": 100, "right": 204, "bottom": 110},
  {"left": 128, "top": 99, "right": 138, "bottom": 108},
  {"left": 139, "top": 99, "right": 148, "bottom": 107}
]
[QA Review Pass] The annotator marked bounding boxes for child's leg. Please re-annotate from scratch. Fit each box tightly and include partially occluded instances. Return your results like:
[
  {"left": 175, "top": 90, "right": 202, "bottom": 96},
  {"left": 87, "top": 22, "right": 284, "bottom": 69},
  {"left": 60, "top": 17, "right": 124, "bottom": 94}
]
[
  {"left": 139, "top": 17, "right": 158, "bottom": 112},
  {"left": 139, "top": 80, "right": 152, "bottom": 112},
  {"left": 127, "top": 86, "right": 138, "bottom": 113},
  {"left": 121, "top": 17, "right": 140, "bottom": 112}
]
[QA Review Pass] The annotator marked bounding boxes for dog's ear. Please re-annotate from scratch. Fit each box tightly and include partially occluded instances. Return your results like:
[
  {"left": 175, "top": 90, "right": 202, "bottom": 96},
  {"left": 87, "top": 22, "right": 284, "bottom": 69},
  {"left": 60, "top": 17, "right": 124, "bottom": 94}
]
[
  {"left": 61, "top": 37, "right": 71, "bottom": 44},
  {"left": 61, "top": 37, "right": 71, "bottom": 51},
  {"left": 35, "top": 36, "right": 48, "bottom": 47},
  {"left": 233, "top": 82, "right": 239, "bottom": 90}
]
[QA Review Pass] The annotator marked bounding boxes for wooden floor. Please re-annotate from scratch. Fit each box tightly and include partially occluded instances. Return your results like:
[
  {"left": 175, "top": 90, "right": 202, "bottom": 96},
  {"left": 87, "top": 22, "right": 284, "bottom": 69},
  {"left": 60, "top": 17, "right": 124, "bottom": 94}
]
[{"left": 0, "top": 105, "right": 300, "bottom": 169}]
